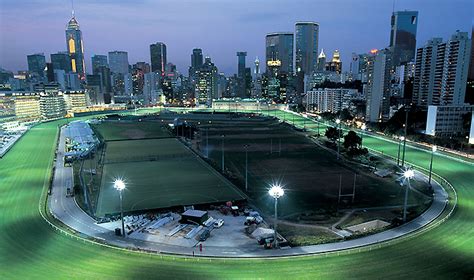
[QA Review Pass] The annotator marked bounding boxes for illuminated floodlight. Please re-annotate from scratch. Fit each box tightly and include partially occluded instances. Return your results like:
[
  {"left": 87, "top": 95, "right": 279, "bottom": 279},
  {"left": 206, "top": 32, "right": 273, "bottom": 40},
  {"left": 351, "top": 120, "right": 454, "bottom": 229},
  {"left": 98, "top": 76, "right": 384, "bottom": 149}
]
[
  {"left": 400, "top": 136, "right": 405, "bottom": 141},
  {"left": 403, "top": 169, "right": 414, "bottom": 179},
  {"left": 361, "top": 124, "right": 366, "bottom": 130},
  {"left": 114, "top": 179, "right": 126, "bottom": 191},
  {"left": 432, "top": 145, "right": 437, "bottom": 153},
  {"left": 268, "top": 185, "right": 284, "bottom": 199},
  {"left": 335, "top": 119, "right": 341, "bottom": 124}
]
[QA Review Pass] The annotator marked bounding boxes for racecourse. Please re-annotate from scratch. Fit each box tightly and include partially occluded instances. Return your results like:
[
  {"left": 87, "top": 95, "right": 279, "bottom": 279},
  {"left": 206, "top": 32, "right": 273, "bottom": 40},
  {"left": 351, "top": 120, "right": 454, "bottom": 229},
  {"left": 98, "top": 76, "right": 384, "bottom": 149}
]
[{"left": 0, "top": 111, "right": 473, "bottom": 279}]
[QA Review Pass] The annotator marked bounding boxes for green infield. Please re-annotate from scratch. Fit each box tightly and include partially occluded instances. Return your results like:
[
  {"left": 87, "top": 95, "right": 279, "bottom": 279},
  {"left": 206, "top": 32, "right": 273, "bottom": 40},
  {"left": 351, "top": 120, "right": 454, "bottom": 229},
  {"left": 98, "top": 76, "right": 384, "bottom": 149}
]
[
  {"left": 92, "top": 120, "right": 171, "bottom": 141},
  {"left": 0, "top": 112, "right": 472, "bottom": 279},
  {"left": 93, "top": 133, "right": 245, "bottom": 216}
]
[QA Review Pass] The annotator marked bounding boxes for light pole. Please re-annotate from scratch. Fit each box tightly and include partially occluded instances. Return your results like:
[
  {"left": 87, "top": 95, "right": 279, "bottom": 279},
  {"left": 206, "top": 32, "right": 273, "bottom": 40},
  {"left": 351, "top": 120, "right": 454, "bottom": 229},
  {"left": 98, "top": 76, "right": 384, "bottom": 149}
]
[
  {"left": 428, "top": 145, "right": 437, "bottom": 185},
  {"left": 402, "top": 169, "right": 414, "bottom": 222},
  {"left": 336, "top": 119, "right": 341, "bottom": 160},
  {"left": 317, "top": 116, "right": 322, "bottom": 137},
  {"left": 397, "top": 136, "right": 405, "bottom": 166},
  {"left": 244, "top": 144, "right": 249, "bottom": 192},
  {"left": 401, "top": 107, "right": 410, "bottom": 167},
  {"left": 206, "top": 128, "right": 209, "bottom": 158},
  {"left": 268, "top": 185, "right": 284, "bottom": 248},
  {"left": 114, "top": 179, "right": 126, "bottom": 237},
  {"left": 221, "top": 135, "right": 225, "bottom": 172},
  {"left": 361, "top": 124, "right": 366, "bottom": 148}
]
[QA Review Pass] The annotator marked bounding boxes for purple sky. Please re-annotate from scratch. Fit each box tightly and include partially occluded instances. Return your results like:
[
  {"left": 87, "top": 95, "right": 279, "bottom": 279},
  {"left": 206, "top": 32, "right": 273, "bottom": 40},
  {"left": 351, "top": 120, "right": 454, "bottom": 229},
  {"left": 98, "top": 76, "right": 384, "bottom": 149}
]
[{"left": 0, "top": 0, "right": 472, "bottom": 75}]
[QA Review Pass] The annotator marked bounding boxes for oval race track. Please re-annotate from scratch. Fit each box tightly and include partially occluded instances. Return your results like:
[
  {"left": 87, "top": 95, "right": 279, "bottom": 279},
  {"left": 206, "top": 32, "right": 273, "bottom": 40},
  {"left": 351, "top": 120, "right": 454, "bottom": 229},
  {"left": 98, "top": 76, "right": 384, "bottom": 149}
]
[{"left": 0, "top": 112, "right": 473, "bottom": 279}]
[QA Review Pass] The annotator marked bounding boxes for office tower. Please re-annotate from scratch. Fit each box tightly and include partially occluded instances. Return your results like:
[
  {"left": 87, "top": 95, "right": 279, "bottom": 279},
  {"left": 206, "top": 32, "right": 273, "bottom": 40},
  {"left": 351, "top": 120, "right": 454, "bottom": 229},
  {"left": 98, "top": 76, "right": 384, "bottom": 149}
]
[
  {"left": 124, "top": 73, "right": 133, "bottom": 96},
  {"left": 470, "top": 27, "right": 474, "bottom": 81},
  {"left": 50, "top": 52, "right": 72, "bottom": 73},
  {"left": 316, "top": 49, "right": 326, "bottom": 71},
  {"left": 191, "top": 48, "right": 203, "bottom": 70},
  {"left": 45, "top": 63, "right": 55, "bottom": 83},
  {"left": 195, "top": 56, "right": 218, "bottom": 106},
  {"left": 390, "top": 10, "right": 418, "bottom": 66},
  {"left": 133, "top": 62, "right": 151, "bottom": 74},
  {"left": 27, "top": 53, "right": 46, "bottom": 79},
  {"left": 66, "top": 73, "right": 82, "bottom": 90},
  {"left": 108, "top": 51, "right": 129, "bottom": 75},
  {"left": 66, "top": 13, "right": 85, "bottom": 78},
  {"left": 266, "top": 32, "right": 294, "bottom": 74},
  {"left": 325, "top": 50, "right": 342, "bottom": 74},
  {"left": 413, "top": 31, "right": 471, "bottom": 107},
  {"left": 143, "top": 72, "right": 162, "bottom": 105},
  {"left": 91, "top": 55, "right": 108, "bottom": 75},
  {"left": 150, "top": 42, "right": 167, "bottom": 74},
  {"left": 236, "top": 52, "right": 248, "bottom": 98},
  {"left": 86, "top": 74, "right": 105, "bottom": 105},
  {"left": 131, "top": 66, "right": 145, "bottom": 96},
  {"left": 295, "top": 22, "right": 319, "bottom": 74},
  {"left": 365, "top": 49, "right": 392, "bottom": 122}
]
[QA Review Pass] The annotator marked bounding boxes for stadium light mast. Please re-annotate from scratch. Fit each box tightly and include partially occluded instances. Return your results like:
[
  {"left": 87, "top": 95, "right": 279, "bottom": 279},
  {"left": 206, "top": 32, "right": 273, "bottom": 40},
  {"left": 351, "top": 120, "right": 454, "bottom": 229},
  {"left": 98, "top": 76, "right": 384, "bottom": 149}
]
[
  {"left": 402, "top": 169, "right": 414, "bottom": 222},
  {"left": 428, "top": 145, "right": 437, "bottom": 185},
  {"left": 401, "top": 106, "right": 410, "bottom": 167},
  {"left": 114, "top": 179, "right": 126, "bottom": 237},
  {"left": 221, "top": 135, "right": 225, "bottom": 172},
  {"left": 397, "top": 136, "right": 405, "bottom": 166},
  {"left": 336, "top": 119, "right": 341, "bottom": 160},
  {"left": 244, "top": 144, "right": 249, "bottom": 191},
  {"left": 361, "top": 124, "right": 366, "bottom": 148},
  {"left": 317, "top": 116, "right": 322, "bottom": 137},
  {"left": 268, "top": 184, "right": 284, "bottom": 248}
]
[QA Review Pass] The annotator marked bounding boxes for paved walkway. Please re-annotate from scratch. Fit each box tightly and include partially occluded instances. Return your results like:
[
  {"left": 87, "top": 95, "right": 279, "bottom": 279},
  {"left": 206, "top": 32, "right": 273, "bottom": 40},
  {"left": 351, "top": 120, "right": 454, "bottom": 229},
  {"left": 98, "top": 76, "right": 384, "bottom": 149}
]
[{"left": 48, "top": 123, "right": 449, "bottom": 258}]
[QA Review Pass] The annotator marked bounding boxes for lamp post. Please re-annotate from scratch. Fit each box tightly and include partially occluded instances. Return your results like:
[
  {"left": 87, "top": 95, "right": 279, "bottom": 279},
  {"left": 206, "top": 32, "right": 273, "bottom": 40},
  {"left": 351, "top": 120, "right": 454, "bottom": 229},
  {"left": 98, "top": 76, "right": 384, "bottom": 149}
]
[
  {"left": 361, "top": 124, "right": 366, "bottom": 148},
  {"left": 336, "top": 119, "right": 341, "bottom": 160},
  {"left": 244, "top": 144, "right": 249, "bottom": 192},
  {"left": 402, "top": 169, "right": 414, "bottom": 222},
  {"left": 268, "top": 185, "right": 284, "bottom": 248},
  {"left": 428, "top": 145, "right": 437, "bottom": 185},
  {"left": 221, "top": 135, "right": 225, "bottom": 172},
  {"left": 114, "top": 179, "right": 126, "bottom": 237},
  {"left": 397, "top": 136, "right": 405, "bottom": 166},
  {"left": 317, "top": 116, "right": 322, "bottom": 137},
  {"left": 401, "top": 107, "right": 410, "bottom": 167}
]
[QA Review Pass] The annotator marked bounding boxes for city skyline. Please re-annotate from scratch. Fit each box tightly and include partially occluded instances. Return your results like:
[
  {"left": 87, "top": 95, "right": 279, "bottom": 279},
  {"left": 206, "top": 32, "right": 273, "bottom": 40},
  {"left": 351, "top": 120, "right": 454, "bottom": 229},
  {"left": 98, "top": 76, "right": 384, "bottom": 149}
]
[{"left": 0, "top": 0, "right": 471, "bottom": 75}]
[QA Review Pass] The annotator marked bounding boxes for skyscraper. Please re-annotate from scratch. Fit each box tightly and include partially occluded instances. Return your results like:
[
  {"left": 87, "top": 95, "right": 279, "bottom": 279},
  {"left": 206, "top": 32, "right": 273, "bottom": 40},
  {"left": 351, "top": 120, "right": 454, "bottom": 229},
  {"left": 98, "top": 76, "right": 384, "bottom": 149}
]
[
  {"left": 150, "top": 42, "right": 167, "bottom": 74},
  {"left": 50, "top": 52, "right": 72, "bottom": 73},
  {"left": 325, "top": 50, "right": 342, "bottom": 74},
  {"left": 365, "top": 49, "right": 392, "bottom": 122},
  {"left": 237, "top": 52, "right": 248, "bottom": 98},
  {"left": 412, "top": 31, "right": 471, "bottom": 107},
  {"left": 295, "top": 22, "right": 319, "bottom": 74},
  {"left": 316, "top": 49, "right": 326, "bottom": 72},
  {"left": 254, "top": 57, "right": 260, "bottom": 77},
  {"left": 27, "top": 53, "right": 46, "bottom": 79},
  {"left": 195, "top": 56, "right": 218, "bottom": 106},
  {"left": 191, "top": 48, "right": 203, "bottom": 70},
  {"left": 390, "top": 10, "right": 418, "bottom": 66},
  {"left": 65, "top": 13, "right": 85, "bottom": 78},
  {"left": 108, "top": 51, "right": 129, "bottom": 75},
  {"left": 265, "top": 32, "right": 294, "bottom": 74},
  {"left": 91, "top": 55, "right": 108, "bottom": 75}
]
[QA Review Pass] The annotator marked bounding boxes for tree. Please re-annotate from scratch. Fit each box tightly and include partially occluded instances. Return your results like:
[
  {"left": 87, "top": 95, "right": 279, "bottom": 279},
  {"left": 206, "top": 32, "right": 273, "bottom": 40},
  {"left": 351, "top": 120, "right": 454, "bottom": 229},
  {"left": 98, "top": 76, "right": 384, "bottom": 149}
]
[
  {"left": 343, "top": 131, "right": 361, "bottom": 150},
  {"left": 325, "top": 127, "right": 342, "bottom": 142}
]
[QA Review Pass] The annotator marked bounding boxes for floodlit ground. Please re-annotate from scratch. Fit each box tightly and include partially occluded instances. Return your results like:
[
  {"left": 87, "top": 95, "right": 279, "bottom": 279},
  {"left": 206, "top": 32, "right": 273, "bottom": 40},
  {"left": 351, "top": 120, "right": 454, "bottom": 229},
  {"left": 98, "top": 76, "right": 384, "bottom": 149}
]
[{"left": 0, "top": 111, "right": 472, "bottom": 279}]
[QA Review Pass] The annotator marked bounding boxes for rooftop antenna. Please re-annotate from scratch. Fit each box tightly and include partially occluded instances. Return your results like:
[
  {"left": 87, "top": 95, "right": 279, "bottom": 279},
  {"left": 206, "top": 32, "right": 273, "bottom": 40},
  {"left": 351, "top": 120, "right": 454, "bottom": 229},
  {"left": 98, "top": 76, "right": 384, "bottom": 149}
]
[
  {"left": 392, "top": 0, "right": 396, "bottom": 13},
  {"left": 71, "top": 0, "right": 75, "bottom": 17}
]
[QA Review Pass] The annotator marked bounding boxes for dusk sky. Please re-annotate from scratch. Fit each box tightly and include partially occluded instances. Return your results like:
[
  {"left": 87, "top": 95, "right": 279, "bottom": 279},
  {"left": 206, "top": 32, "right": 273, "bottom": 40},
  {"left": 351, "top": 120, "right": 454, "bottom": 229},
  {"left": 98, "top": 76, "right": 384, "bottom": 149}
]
[{"left": 0, "top": 0, "right": 472, "bottom": 75}]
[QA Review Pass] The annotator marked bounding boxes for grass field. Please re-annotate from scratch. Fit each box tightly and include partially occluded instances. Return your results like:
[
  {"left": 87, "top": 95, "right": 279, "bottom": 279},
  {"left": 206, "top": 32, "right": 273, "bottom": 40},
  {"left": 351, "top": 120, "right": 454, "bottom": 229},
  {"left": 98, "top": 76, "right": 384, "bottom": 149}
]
[
  {"left": 201, "top": 117, "right": 430, "bottom": 221},
  {"left": 0, "top": 111, "right": 472, "bottom": 279},
  {"left": 94, "top": 130, "right": 245, "bottom": 216},
  {"left": 92, "top": 120, "right": 171, "bottom": 141}
]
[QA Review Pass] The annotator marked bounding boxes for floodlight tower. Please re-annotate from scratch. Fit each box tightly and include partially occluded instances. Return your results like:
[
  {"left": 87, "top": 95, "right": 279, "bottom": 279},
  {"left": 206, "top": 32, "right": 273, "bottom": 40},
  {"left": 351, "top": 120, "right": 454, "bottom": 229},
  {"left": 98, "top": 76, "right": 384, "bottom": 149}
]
[
  {"left": 317, "top": 115, "right": 322, "bottom": 137},
  {"left": 402, "top": 169, "right": 414, "bottom": 222},
  {"left": 336, "top": 119, "right": 341, "bottom": 159},
  {"left": 428, "top": 146, "right": 437, "bottom": 185},
  {"left": 397, "top": 136, "right": 405, "bottom": 166},
  {"left": 268, "top": 185, "right": 284, "bottom": 248},
  {"left": 244, "top": 144, "right": 249, "bottom": 191},
  {"left": 114, "top": 179, "right": 126, "bottom": 237}
]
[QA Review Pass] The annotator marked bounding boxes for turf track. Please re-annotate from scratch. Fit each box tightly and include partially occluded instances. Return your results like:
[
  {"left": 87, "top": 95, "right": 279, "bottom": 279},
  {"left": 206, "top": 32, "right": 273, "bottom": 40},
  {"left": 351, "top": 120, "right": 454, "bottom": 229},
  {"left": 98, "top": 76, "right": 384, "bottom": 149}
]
[{"left": 0, "top": 110, "right": 473, "bottom": 279}]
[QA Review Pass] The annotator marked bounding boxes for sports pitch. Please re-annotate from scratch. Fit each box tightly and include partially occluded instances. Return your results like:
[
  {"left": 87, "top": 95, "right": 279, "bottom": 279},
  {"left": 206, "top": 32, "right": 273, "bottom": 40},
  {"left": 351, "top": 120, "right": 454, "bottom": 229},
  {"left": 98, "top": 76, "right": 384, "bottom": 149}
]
[
  {"left": 0, "top": 111, "right": 472, "bottom": 279},
  {"left": 93, "top": 123, "right": 245, "bottom": 216}
]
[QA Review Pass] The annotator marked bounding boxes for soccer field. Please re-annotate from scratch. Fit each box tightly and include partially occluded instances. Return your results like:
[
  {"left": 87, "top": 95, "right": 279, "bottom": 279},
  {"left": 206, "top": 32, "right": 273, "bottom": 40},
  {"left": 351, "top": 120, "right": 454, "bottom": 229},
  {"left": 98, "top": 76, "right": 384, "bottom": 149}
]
[
  {"left": 92, "top": 120, "right": 171, "bottom": 141},
  {"left": 94, "top": 132, "right": 245, "bottom": 216},
  {"left": 0, "top": 113, "right": 473, "bottom": 279}
]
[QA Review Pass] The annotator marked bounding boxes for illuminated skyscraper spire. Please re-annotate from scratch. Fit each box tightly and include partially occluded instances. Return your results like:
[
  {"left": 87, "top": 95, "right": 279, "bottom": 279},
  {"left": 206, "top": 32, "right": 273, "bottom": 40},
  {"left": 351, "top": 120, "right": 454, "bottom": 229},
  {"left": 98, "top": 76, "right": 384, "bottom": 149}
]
[{"left": 66, "top": 0, "right": 85, "bottom": 79}]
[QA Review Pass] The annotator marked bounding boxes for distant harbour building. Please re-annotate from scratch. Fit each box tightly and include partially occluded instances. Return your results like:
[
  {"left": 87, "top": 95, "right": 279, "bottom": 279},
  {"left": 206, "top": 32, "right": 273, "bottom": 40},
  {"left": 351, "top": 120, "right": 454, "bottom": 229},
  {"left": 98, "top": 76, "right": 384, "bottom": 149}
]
[
  {"left": 150, "top": 42, "right": 167, "bottom": 74},
  {"left": 91, "top": 55, "right": 109, "bottom": 75},
  {"left": 65, "top": 13, "right": 86, "bottom": 78},
  {"left": 266, "top": 32, "right": 294, "bottom": 74},
  {"left": 295, "top": 22, "right": 319, "bottom": 74},
  {"left": 27, "top": 53, "right": 46, "bottom": 79}
]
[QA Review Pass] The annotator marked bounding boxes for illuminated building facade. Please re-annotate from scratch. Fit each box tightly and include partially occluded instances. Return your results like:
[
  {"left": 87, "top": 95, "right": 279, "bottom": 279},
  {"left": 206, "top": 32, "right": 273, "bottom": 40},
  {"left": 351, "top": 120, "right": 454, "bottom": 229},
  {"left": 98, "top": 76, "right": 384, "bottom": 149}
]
[
  {"left": 265, "top": 32, "right": 294, "bottom": 74},
  {"left": 295, "top": 22, "right": 319, "bottom": 74},
  {"left": 150, "top": 42, "right": 167, "bottom": 74},
  {"left": 66, "top": 15, "right": 85, "bottom": 79}
]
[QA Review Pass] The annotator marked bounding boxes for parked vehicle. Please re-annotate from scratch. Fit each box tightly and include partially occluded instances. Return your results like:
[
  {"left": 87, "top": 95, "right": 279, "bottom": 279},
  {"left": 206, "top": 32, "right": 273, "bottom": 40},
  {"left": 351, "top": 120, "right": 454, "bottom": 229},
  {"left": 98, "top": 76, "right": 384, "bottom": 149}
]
[
  {"left": 199, "top": 229, "right": 210, "bottom": 241},
  {"left": 213, "top": 219, "right": 224, "bottom": 228}
]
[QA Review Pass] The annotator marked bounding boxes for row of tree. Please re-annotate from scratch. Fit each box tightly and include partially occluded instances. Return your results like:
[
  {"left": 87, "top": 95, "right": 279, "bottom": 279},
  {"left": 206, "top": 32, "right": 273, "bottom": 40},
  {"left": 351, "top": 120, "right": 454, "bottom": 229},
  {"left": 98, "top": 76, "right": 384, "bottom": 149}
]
[{"left": 325, "top": 127, "right": 368, "bottom": 157}]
